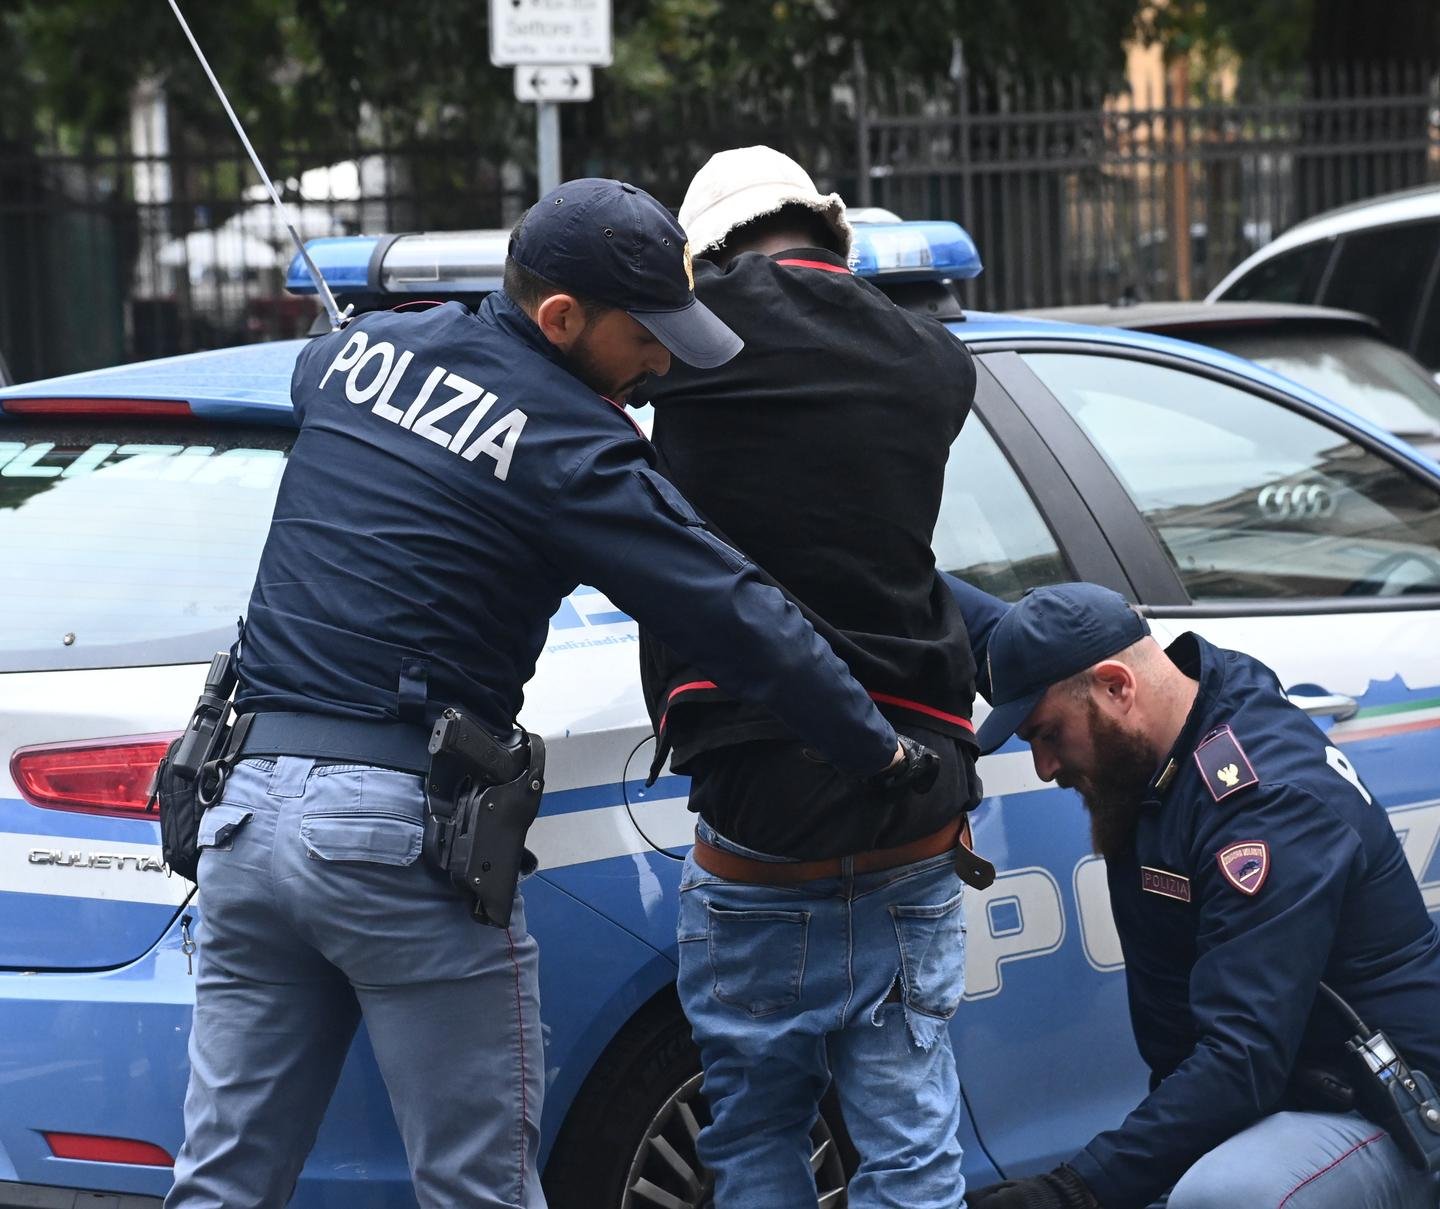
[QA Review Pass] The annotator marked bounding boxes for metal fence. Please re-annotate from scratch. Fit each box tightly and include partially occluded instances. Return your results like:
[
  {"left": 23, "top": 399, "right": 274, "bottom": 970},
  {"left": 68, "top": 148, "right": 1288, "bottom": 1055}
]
[
  {"left": 855, "top": 58, "right": 1440, "bottom": 312},
  {"left": 0, "top": 119, "right": 532, "bottom": 383},
  {"left": 1, "top": 61, "right": 1436, "bottom": 381}
]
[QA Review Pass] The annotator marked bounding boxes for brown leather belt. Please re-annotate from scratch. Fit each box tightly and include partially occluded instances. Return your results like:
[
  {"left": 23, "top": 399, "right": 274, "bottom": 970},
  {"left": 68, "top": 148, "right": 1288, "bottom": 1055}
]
[{"left": 692, "top": 815, "right": 995, "bottom": 889}]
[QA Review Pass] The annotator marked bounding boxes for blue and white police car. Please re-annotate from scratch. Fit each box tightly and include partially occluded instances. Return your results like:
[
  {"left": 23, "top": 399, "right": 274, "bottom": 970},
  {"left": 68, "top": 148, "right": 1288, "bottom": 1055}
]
[{"left": 2, "top": 222, "right": 1439, "bottom": 1208}]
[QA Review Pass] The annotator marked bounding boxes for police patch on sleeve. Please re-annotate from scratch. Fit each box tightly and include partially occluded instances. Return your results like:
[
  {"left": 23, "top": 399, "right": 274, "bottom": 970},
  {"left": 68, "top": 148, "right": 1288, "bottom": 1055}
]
[
  {"left": 1217, "top": 841, "right": 1270, "bottom": 895},
  {"left": 1193, "top": 724, "right": 1258, "bottom": 802},
  {"left": 1141, "top": 866, "right": 1192, "bottom": 902}
]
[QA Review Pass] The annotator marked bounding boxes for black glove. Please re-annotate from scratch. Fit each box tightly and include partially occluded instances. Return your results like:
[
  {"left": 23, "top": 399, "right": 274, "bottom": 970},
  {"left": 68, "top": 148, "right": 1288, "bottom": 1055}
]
[
  {"left": 966, "top": 1166, "right": 1099, "bottom": 1209},
  {"left": 866, "top": 734, "right": 941, "bottom": 798}
]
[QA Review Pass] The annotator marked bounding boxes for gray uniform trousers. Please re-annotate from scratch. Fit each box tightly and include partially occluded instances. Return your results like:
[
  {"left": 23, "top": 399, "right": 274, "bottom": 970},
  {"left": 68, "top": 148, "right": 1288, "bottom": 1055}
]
[{"left": 165, "top": 755, "right": 547, "bottom": 1209}]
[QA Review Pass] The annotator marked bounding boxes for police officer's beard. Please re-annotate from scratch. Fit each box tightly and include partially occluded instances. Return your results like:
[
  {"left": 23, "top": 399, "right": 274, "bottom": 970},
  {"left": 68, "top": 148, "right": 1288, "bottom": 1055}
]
[
  {"left": 565, "top": 329, "right": 647, "bottom": 402},
  {"left": 1062, "top": 701, "right": 1160, "bottom": 860}
]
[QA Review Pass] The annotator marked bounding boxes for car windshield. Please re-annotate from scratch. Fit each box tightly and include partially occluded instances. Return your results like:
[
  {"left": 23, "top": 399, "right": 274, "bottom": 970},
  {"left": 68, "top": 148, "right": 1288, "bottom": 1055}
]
[
  {"left": 0, "top": 418, "right": 290, "bottom": 672},
  {"left": 1198, "top": 328, "right": 1440, "bottom": 440}
]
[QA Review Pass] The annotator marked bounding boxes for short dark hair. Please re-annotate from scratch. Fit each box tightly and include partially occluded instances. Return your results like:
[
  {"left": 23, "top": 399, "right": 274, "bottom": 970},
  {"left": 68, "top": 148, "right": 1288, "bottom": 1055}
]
[
  {"left": 717, "top": 204, "right": 842, "bottom": 258},
  {"left": 503, "top": 216, "right": 603, "bottom": 314}
]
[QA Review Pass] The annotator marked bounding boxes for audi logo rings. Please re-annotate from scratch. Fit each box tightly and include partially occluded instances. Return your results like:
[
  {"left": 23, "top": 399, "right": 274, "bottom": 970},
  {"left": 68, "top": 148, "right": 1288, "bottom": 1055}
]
[{"left": 1256, "top": 482, "right": 1337, "bottom": 520}]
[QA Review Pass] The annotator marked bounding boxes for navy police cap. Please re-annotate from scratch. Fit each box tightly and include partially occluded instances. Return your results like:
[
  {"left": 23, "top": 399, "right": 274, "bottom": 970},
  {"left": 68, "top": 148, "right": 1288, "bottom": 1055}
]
[
  {"left": 976, "top": 582, "right": 1150, "bottom": 755},
  {"left": 508, "top": 177, "right": 743, "bottom": 369}
]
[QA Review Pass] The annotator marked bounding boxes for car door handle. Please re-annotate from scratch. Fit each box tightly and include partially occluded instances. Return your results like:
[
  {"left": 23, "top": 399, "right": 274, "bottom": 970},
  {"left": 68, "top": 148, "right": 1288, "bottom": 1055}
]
[{"left": 1286, "top": 691, "right": 1359, "bottom": 722}]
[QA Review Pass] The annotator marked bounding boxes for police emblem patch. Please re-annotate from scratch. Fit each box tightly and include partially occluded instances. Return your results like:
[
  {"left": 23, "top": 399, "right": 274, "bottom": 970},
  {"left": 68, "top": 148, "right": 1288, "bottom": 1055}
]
[
  {"left": 682, "top": 241, "right": 695, "bottom": 291},
  {"left": 1193, "top": 725, "right": 1258, "bottom": 801},
  {"left": 1141, "top": 866, "right": 1191, "bottom": 902},
  {"left": 1217, "top": 841, "right": 1270, "bottom": 895}
]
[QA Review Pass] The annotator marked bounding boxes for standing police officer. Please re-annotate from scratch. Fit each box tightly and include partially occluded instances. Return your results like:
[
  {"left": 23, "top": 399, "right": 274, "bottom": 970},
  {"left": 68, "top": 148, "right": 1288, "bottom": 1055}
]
[
  {"left": 948, "top": 577, "right": 1440, "bottom": 1209},
  {"left": 165, "top": 179, "right": 919, "bottom": 1209}
]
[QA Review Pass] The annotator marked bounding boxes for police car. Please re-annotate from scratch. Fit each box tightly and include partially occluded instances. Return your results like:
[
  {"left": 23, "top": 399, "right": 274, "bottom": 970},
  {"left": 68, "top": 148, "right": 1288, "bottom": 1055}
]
[{"left": 2, "top": 222, "right": 1439, "bottom": 1209}]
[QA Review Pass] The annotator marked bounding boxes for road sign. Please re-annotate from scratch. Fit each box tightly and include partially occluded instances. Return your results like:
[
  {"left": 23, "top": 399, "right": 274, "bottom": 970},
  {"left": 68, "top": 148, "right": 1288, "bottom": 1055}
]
[
  {"left": 490, "top": 0, "right": 612, "bottom": 67},
  {"left": 514, "top": 65, "right": 594, "bottom": 103}
]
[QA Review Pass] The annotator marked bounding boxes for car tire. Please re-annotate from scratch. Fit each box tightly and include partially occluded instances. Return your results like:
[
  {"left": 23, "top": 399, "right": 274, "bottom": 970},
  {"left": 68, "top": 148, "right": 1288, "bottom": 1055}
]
[{"left": 543, "top": 991, "right": 854, "bottom": 1209}]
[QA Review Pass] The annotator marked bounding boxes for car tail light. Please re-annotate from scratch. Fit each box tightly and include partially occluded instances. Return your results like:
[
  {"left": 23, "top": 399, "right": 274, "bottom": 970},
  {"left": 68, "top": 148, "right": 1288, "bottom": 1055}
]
[
  {"left": 0, "top": 397, "right": 192, "bottom": 416},
  {"left": 10, "top": 734, "right": 179, "bottom": 818},
  {"left": 43, "top": 1131, "right": 174, "bottom": 1166}
]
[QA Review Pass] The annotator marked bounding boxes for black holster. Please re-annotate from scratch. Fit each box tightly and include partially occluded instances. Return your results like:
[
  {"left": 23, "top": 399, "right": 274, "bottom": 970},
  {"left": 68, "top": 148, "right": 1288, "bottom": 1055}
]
[
  {"left": 423, "top": 708, "right": 545, "bottom": 928},
  {"left": 149, "top": 651, "right": 250, "bottom": 882}
]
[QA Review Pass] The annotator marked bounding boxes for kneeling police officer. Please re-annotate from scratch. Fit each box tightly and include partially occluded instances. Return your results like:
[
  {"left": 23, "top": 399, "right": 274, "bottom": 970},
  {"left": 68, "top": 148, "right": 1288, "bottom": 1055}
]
[
  {"left": 949, "top": 578, "right": 1440, "bottom": 1209},
  {"left": 164, "top": 179, "right": 924, "bottom": 1209}
]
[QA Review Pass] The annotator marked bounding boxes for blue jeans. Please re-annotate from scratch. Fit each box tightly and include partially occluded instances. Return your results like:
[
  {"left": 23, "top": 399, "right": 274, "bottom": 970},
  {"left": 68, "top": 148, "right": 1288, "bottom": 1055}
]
[
  {"left": 165, "top": 757, "right": 546, "bottom": 1209},
  {"left": 1166, "top": 1110, "right": 1439, "bottom": 1208},
  {"left": 677, "top": 823, "right": 968, "bottom": 1209}
]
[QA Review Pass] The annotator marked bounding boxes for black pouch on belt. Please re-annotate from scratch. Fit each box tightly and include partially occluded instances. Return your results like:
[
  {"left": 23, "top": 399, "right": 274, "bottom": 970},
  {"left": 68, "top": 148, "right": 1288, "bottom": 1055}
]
[
  {"left": 423, "top": 708, "right": 546, "bottom": 928},
  {"left": 148, "top": 651, "right": 248, "bottom": 882}
]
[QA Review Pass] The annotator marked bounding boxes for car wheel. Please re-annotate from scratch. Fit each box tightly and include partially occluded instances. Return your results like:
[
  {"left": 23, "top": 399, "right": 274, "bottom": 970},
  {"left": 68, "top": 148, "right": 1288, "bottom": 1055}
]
[{"left": 544, "top": 993, "right": 852, "bottom": 1209}]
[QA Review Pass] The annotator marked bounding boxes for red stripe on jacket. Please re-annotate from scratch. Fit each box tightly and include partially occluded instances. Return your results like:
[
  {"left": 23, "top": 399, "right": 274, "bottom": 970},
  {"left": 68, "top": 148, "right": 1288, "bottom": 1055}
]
[
  {"left": 774, "top": 258, "right": 851, "bottom": 274},
  {"left": 659, "top": 681, "right": 973, "bottom": 735}
]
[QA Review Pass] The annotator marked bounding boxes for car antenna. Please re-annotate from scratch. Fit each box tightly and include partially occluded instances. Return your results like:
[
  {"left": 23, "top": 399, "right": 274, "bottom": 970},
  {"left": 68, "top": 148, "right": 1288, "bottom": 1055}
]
[{"left": 166, "top": 0, "right": 352, "bottom": 332}]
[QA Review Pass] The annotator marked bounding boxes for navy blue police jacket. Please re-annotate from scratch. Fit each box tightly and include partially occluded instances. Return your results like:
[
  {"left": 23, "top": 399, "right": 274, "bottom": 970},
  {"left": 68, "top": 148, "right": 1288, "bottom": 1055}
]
[
  {"left": 233, "top": 293, "right": 897, "bottom": 777},
  {"left": 945, "top": 574, "right": 1440, "bottom": 1209}
]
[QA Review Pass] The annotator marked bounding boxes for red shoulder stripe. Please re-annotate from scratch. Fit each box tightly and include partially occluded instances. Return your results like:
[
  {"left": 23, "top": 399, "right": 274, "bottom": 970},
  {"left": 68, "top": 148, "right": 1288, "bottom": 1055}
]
[{"left": 774, "top": 258, "right": 851, "bottom": 275}]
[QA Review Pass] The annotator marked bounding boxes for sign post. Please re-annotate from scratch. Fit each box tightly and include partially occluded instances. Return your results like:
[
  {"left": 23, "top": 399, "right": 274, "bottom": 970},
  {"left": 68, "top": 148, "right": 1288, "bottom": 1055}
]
[{"left": 490, "top": 0, "right": 611, "bottom": 198}]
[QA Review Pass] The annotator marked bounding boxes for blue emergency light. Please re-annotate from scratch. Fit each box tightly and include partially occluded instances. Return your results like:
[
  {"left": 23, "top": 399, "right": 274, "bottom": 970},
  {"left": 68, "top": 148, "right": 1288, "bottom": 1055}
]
[
  {"left": 848, "top": 222, "right": 983, "bottom": 281},
  {"left": 287, "top": 221, "right": 980, "bottom": 298}
]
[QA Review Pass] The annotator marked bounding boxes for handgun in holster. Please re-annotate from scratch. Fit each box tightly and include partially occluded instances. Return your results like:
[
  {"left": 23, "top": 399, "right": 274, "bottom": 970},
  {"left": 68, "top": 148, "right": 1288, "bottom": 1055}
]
[{"left": 423, "top": 707, "right": 545, "bottom": 928}]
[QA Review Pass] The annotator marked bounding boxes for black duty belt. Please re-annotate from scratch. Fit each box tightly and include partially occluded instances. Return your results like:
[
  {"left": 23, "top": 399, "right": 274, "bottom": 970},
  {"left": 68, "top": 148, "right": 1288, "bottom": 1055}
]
[{"left": 233, "top": 711, "right": 433, "bottom": 775}]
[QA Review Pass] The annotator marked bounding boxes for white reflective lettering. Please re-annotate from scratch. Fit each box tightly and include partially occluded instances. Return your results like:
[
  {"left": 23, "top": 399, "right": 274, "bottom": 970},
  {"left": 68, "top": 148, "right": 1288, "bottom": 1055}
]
[
  {"left": 370, "top": 349, "right": 415, "bottom": 423},
  {"left": 962, "top": 867, "right": 1066, "bottom": 999},
  {"left": 312, "top": 339, "right": 527, "bottom": 479},
  {"left": 461, "top": 409, "right": 527, "bottom": 480},
  {"left": 0, "top": 443, "right": 62, "bottom": 478},
  {"left": 60, "top": 443, "right": 120, "bottom": 477},
  {"left": 401, "top": 366, "right": 448, "bottom": 430},
  {"left": 1326, "top": 745, "right": 1373, "bottom": 805},
  {"left": 412, "top": 372, "right": 484, "bottom": 448},
  {"left": 320, "top": 329, "right": 369, "bottom": 391},
  {"left": 156, "top": 447, "right": 216, "bottom": 481},
  {"left": 345, "top": 341, "right": 396, "bottom": 406},
  {"left": 103, "top": 445, "right": 185, "bottom": 478},
  {"left": 449, "top": 390, "right": 500, "bottom": 452}
]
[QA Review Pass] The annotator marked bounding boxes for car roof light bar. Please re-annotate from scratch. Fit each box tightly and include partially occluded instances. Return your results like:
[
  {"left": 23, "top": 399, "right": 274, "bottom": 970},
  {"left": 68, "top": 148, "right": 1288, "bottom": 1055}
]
[
  {"left": 287, "top": 222, "right": 983, "bottom": 297},
  {"left": 288, "top": 230, "right": 512, "bottom": 297},
  {"left": 849, "top": 222, "right": 983, "bottom": 282}
]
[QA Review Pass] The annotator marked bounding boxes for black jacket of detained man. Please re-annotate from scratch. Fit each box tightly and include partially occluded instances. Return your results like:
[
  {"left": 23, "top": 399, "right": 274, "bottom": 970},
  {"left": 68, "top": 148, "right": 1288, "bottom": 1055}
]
[{"left": 639, "top": 247, "right": 980, "bottom": 858}]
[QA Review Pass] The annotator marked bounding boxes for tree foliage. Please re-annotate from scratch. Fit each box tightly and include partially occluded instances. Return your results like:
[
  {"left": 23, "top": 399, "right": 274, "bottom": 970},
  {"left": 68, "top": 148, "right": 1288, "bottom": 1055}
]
[
  {"left": 1, "top": 0, "right": 1433, "bottom": 152},
  {"left": 1141, "top": 0, "right": 1440, "bottom": 72},
  {"left": 0, "top": 0, "right": 1146, "bottom": 149}
]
